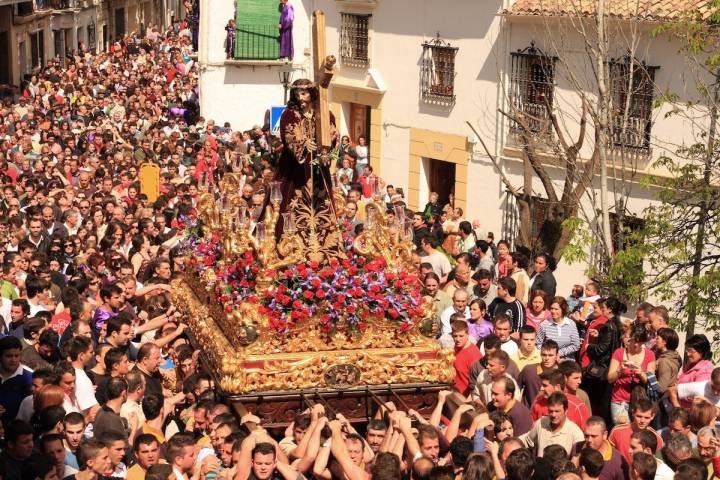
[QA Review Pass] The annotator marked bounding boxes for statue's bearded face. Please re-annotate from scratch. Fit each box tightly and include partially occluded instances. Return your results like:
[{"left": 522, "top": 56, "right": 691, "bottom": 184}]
[{"left": 297, "top": 88, "right": 311, "bottom": 105}]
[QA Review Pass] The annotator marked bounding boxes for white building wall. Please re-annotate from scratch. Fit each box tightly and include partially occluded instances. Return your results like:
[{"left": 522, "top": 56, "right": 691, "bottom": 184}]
[{"left": 198, "top": 0, "right": 313, "bottom": 128}]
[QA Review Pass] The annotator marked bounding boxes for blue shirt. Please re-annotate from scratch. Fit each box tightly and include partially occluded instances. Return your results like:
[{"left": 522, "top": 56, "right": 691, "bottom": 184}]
[{"left": 0, "top": 364, "right": 33, "bottom": 424}]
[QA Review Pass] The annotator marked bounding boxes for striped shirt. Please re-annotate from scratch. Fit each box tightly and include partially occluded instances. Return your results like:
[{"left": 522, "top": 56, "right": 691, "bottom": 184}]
[{"left": 536, "top": 317, "right": 580, "bottom": 360}]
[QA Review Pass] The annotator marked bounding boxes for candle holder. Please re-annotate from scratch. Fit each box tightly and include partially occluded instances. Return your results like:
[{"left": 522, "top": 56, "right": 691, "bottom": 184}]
[
  {"left": 352, "top": 199, "right": 415, "bottom": 272},
  {"left": 270, "top": 181, "right": 283, "bottom": 205}
]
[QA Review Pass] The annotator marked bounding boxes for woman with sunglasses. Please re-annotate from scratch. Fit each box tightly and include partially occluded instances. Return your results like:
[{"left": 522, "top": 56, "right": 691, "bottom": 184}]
[{"left": 82, "top": 271, "right": 103, "bottom": 308}]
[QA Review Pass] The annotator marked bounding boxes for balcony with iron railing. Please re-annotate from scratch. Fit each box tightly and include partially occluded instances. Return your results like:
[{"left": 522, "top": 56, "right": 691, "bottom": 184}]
[
  {"left": 47, "top": 0, "right": 80, "bottom": 9},
  {"left": 233, "top": 24, "right": 280, "bottom": 61}
]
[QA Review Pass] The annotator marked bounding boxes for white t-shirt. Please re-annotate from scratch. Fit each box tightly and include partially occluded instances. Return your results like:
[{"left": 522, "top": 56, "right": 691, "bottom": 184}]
[
  {"left": 654, "top": 460, "right": 674, "bottom": 480},
  {"left": 74, "top": 367, "right": 99, "bottom": 411},
  {"left": 63, "top": 394, "right": 81, "bottom": 414},
  {"left": 16, "top": 394, "right": 34, "bottom": 421},
  {"left": 677, "top": 380, "right": 720, "bottom": 406},
  {"left": 480, "top": 338, "right": 519, "bottom": 356},
  {"left": 29, "top": 302, "right": 48, "bottom": 317},
  {"left": 425, "top": 251, "right": 452, "bottom": 279}
]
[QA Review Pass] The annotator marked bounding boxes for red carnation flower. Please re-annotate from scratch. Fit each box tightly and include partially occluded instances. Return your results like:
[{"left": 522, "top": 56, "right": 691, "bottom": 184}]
[
  {"left": 388, "top": 308, "right": 399, "bottom": 319},
  {"left": 310, "top": 278, "right": 322, "bottom": 288},
  {"left": 316, "top": 289, "right": 326, "bottom": 299},
  {"left": 303, "top": 290, "right": 314, "bottom": 300}
]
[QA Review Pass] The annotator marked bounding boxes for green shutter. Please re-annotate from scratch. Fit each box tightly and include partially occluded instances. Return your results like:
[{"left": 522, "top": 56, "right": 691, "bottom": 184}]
[{"left": 234, "top": 0, "right": 280, "bottom": 60}]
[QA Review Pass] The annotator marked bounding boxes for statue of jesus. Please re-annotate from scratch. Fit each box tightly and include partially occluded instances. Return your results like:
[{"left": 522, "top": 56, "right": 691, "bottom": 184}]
[{"left": 272, "top": 78, "right": 345, "bottom": 262}]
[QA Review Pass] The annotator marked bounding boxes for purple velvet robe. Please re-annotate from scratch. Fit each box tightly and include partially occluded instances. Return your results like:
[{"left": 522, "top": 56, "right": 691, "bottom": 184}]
[{"left": 279, "top": 4, "right": 294, "bottom": 59}]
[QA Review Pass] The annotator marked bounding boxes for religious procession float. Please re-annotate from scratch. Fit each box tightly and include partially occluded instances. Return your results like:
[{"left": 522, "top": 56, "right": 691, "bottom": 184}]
[
  {"left": 172, "top": 172, "right": 454, "bottom": 424},
  {"left": 169, "top": 11, "right": 453, "bottom": 426}
]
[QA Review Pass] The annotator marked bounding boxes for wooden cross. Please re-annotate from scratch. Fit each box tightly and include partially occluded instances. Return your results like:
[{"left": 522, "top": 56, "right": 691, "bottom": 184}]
[{"left": 312, "top": 10, "right": 336, "bottom": 150}]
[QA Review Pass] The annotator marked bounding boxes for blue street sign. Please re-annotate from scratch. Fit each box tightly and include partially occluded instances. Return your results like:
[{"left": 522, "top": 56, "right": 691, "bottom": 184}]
[{"left": 270, "top": 106, "right": 286, "bottom": 133}]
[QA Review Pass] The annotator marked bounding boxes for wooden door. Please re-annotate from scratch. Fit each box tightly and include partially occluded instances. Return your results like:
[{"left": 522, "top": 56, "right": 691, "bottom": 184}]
[
  {"left": 349, "top": 103, "right": 368, "bottom": 144},
  {"left": 429, "top": 159, "right": 455, "bottom": 208},
  {"left": 0, "top": 32, "right": 9, "bottom": 85}
]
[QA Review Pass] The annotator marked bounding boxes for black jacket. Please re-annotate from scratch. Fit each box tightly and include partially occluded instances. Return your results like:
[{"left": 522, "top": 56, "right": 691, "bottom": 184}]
[
  {"left": 529, "top": 270, "right": 557, "bottom": 298},
  {"left": 586, "top": 316, "right": 622, "bottom": 372}
]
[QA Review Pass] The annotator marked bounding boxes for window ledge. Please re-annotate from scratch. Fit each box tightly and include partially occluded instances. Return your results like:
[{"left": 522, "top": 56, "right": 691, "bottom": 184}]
[
  {"left": 335, "top": 0, "right": 379, "bottom": 8},
  {"left": 225, "top": 59, "right": 291, "bottom": 67}
]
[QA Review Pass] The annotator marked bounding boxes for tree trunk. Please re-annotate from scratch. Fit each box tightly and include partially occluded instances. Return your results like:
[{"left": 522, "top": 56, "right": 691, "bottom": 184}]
[
  {"left": 596, "top": 0, "right": 615, "bottom": 261},
  {"left": 686, "top": 68, "right": 720, "bottom": 335}
]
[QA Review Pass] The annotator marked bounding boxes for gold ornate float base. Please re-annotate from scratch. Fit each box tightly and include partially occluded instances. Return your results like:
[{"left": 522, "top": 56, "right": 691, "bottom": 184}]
[{"left": 171, "top": 276, "right": 454, "bottom": 395}]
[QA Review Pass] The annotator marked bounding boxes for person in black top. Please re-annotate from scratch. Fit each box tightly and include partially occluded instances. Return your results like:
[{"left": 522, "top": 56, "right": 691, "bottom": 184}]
[
  {"left": 131, "top": 343, "right": 164, "bottom": 399},
  {"left": 529, "top": 253, "right": 557, "bottom": 298},
  {"left": 488, "top": 277, "right": 526, "bottom": 337},
  {"left": 0, "top": 420, "right": 35, "bottom": 480}
]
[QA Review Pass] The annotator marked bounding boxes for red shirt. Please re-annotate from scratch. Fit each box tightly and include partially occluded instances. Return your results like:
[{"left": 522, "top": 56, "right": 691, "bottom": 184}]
[
  {"left": 579, "top": 314, "right": 608, "bottom": 367},
  {"left": 610, "top": 347, "right": 655, "bottom": 403},
  {"left": 358, "top": 174, "right": 377, "bottom": 199},
  {"left": 609, "top": 423, "right": 663, "bottom": 464},
  {"left": 50, "top": 311, "right": 71, "bottom": 335},
  {"left": 454, "top": 343, "right": 482, "bottom": 395},
  {"left": 530, "top": 392, "right": 590, "bottom": 429}
]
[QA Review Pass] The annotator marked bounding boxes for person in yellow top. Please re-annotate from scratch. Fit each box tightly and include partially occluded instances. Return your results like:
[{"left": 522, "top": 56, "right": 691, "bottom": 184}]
[
  {"left": 127, "top": 434, "right": 162, "bottom": 480},
  {"left": 512, "top": 325, "right": 541, "bottom": 371},
  {"left": 140, "top": 395, "right": 166, "bottom": 445}
]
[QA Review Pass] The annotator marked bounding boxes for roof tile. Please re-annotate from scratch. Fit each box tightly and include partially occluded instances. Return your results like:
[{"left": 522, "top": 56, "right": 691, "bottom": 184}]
[{"left": 506, "top": 0, "right": 710, "bottom": 21}]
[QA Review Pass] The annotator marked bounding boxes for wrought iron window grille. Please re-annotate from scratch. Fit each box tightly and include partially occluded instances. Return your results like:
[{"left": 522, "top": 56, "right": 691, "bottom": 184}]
[
  {"left": 340, "top": 13, "right": 370, "bottom": 67},
  {"left": 609, "top": 52, "right": 658, "bottom": 153},
  {"left": 509, "top": 41, "right": 557, "bottom": 140},
  {"left": 421, "top": 33, "right": 458, "bottom": 104}
]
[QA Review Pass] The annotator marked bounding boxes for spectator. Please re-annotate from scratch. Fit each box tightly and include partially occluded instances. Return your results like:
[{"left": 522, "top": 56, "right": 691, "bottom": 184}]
[
  {"left": 536, "top": 296, "right": 580, "bottom": 361},
  {"left": 519, "top": 392, "right": 585, "bottom": 456},
  {"left": 608, "top": 399, "right": 662, "bottom": 464},
  {"left": 529, "top": 253, "right": 557, "bottom": 298},
  {"left": 0, "top": 336, "right": 32, "bottom": 424},
  {"left": 676, "top": 334, "right": 714, "bottom": 408},
  {"left": 607, "top": 324, "right": 656, "bottom": 426},
  {"left": 574, "top": 417, "right": 627, "bottom": 480}
]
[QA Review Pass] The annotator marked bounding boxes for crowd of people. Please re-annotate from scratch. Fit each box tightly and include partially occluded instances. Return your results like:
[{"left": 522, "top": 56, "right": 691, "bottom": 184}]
[{"left": 0, "top": 13, "right": 717, "bottom": 480}]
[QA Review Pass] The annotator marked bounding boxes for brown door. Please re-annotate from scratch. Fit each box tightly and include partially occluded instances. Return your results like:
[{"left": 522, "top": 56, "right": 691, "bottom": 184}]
[
  {"left": 0, "top": 32, "right": 8, "bottom": 85},
  {"left": 349, "top": 103, "right": 369, "bottom": 145},
  {"left": 428, "top": 159, "right": 455, "bottom": 208}
]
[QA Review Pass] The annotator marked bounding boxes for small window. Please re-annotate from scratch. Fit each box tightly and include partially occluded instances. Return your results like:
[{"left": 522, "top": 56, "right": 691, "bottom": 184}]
[
  {"left": 17, "top": 1, "right": 33, "bottom": 15},
  {"left": 340, "top": 13, "right": 370, "bottom": 67},
  {"left": 509, "top": 42, "right": 556, "bottom": 139},
  {"left": 421, "top": 34, "right": 458, "bottom": 103},
  {"left": 609, "top": 54, "right": 658, "bottom": 152}
]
